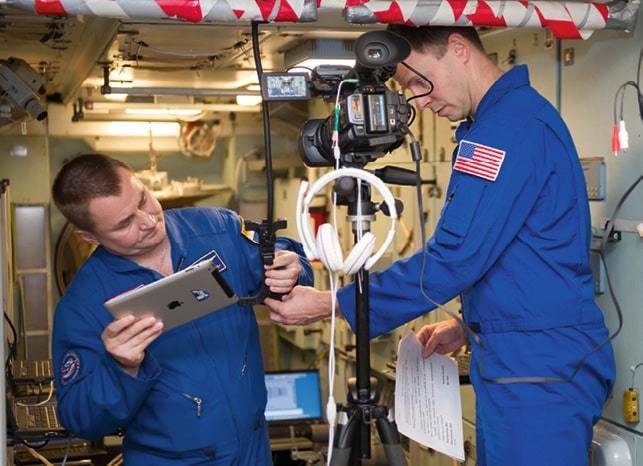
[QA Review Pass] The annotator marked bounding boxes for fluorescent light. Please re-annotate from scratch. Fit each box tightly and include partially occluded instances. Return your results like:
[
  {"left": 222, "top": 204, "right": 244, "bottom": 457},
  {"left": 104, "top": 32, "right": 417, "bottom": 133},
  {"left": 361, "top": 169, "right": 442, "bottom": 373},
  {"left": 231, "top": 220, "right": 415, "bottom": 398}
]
[
  {"left": 284, "top": 39, "right": 356, "bottom": 71},
  {"left": 292, "top": 58, "right": 355, "bottom": 71},
  {"left": 104, "top": 93, "right": 128, "bottom": 102},
  {"left": 107, "top": 122, "right": 180, "bottom": 137},
  {"left": 124, "top": 108, "right": 204, "bottom": 117},
  {"left": 109, "top": 68, "right": 133, "bottom": 83},
  {"left": 236, "top": 95, "right": 262, "bottom": 106}
]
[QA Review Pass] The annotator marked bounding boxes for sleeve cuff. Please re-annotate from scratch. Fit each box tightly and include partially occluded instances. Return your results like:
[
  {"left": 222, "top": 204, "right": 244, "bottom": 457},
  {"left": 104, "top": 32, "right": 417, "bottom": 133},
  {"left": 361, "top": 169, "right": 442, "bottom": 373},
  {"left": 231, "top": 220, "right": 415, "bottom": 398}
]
[{"left": 104, "top": 351, "right": 161, "bottom": 387}]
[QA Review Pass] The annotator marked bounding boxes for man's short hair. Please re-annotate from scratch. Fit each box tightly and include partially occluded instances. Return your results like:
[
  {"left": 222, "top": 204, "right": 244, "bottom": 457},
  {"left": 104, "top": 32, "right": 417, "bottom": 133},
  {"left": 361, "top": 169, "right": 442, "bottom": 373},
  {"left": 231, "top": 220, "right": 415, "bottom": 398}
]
[
  {"left": 52, "top": 153, "right": 131, "bottom": 231},
  {"left": 387, "top": 25, "right": 485, "bottom": 58}
]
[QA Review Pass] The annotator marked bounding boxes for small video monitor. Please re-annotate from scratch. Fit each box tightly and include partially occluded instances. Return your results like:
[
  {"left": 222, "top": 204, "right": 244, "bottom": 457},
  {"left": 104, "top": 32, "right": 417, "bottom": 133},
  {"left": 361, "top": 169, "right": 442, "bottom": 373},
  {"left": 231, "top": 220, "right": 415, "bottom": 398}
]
[
  {"left": 264, "top": 370, "right": 322, "bottom": 422},
  {"left": 261, "top": 73, "right": 310, "bottom": 101}
]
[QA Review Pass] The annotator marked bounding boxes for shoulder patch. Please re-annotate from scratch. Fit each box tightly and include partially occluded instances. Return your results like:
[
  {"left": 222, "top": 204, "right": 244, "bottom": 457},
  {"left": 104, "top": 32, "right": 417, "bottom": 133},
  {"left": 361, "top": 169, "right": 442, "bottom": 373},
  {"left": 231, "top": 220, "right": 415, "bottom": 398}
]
[
  {"left": 240, "top": 220, "right": 259, "bottom": 244},
  {"left": 453, "top": 139, "right": 506, "bottom": 182},
  {"left": 60, "top": 351, "right": 81, "bottom": 384}
]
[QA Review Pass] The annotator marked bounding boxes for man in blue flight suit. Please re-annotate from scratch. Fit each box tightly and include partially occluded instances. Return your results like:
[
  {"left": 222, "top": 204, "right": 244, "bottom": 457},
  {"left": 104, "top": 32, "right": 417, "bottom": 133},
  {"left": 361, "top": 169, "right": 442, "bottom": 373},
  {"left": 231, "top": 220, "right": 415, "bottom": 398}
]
[
  {"left": 51, "top": 153, "right": 313, "bottom": 465},
  {"left": 266, "top": 26, "right": 615, "bottom": 465}
]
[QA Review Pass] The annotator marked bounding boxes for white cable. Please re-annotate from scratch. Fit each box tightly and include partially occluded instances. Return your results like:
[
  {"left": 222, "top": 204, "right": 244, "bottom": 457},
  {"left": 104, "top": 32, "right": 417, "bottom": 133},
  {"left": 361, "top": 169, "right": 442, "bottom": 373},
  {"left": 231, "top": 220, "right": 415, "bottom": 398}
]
[
  {"left": 326, "top": 149, "right": 342, "bottom": 465},
  {"left": 356, "top": 178, "right": 364, "bottom": 294},
  {"left": 16, "top": 381, "right": 54, "bottom": 406},
  {"left": 106, "top": 453, "right": 124, "bottom": 466},
  {"left": 326, "top": 272, "right": 338, "bottom": 466},
  {"left": 295, "top": 181, "right": 315, "bottom": 259},
  {"left": 325, "top": 118, "right": 343, "bottom": 463},
  {"left": 332, "top": 80, "right": 351, "bottom": 166},
  {"left": 335, "top": 81, "right": 347, "bottom": 109},
  {"left": 24, "top": 446, "right": 54, "bottom": 466}
]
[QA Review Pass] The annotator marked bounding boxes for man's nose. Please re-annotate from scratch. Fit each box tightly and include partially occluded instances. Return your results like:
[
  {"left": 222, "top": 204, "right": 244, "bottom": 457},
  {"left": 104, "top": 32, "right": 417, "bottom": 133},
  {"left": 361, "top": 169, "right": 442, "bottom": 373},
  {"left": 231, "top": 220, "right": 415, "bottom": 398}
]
[
  {"left": 138, "top": 210, "right": 157, "bottom": 228},
  {"left": 416, "top": 95, "right": 432, "bottom": 111}
]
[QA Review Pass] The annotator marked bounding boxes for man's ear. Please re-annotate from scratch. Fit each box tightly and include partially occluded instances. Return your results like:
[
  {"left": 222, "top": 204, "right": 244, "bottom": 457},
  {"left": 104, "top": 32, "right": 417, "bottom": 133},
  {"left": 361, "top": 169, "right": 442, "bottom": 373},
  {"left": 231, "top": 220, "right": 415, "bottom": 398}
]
[
  {"left": 74, "top": 228, "right": 100, "bottom": 245},
  {"left": 448, "top": 33, "right": 471, "bottom": 64}
]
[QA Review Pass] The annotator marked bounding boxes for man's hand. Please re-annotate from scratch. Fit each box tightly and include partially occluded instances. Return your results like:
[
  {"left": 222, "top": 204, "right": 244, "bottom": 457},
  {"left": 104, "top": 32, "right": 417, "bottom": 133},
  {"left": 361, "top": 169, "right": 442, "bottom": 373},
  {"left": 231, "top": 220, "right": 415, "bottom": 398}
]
[
  {"left": 264, "top": 250, "right": 302, "bottom": 294},
  {"left": 416, "top": 318, "right": 466, "bottom": 359},
  {"left": 265, "top": 286, "right": 333, "bottom": 325},
  {"left": 102, "top": 315, "right": 163, "bottom": 377}
]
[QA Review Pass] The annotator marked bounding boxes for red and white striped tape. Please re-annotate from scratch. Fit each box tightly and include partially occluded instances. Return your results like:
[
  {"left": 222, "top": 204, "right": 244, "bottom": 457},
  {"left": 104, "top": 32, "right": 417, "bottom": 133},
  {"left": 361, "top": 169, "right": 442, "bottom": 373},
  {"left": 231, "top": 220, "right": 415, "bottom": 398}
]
[
  {"left": 19, "top": 0, "right": 318, "bottom": 23},
  {"left": 332, "top": 0, "right": 637, "bottom": 39},
  {"left": 7, "top": 0, "right": 639, "bottom": 37}
]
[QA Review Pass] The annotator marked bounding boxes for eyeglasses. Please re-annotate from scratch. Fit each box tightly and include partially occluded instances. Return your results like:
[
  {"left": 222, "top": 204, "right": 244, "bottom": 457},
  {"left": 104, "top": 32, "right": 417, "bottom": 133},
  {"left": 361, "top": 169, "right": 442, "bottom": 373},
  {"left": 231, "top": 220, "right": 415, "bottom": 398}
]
[{"left": 400, "top": 61, "right": 434, "bottom": 102}]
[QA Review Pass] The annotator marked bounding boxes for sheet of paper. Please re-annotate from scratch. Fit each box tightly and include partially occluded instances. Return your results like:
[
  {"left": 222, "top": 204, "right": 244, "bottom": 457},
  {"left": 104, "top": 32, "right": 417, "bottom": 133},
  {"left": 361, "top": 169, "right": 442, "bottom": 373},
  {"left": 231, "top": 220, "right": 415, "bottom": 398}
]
[{"left": 395, "top": 329, "right": 464, "bottom": 462}]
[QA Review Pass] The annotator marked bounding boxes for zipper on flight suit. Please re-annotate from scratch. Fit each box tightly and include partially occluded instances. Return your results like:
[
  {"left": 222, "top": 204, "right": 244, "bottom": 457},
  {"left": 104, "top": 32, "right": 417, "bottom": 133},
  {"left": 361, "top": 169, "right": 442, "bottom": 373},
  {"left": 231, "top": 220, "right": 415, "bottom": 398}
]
[
  {"left": 241, "top": 351, "right": 248, "bottom": 376},
  {"left": 181, "top": 393, "right": 203, "bottom": 417}
]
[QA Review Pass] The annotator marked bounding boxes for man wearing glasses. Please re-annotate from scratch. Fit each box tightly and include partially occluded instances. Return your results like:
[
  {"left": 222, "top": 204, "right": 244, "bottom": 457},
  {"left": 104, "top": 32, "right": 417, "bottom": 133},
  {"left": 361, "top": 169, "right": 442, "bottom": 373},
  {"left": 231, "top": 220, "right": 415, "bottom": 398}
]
[{"left": 267, "top": 26, "right": 614, "bottom": 466}]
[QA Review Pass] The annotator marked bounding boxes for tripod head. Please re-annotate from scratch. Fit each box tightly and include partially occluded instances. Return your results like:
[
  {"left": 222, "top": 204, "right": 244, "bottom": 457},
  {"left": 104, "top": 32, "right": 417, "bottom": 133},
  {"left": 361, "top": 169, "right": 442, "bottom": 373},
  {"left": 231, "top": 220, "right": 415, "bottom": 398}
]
[{"left": 332, "top": 172, "right": 404, "bottom": 231}]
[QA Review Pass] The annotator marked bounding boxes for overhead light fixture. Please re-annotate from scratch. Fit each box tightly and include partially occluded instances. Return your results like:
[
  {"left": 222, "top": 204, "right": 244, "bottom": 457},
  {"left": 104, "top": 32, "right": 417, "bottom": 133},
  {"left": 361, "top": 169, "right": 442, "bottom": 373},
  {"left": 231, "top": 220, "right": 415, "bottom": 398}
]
[
  {"left": 109, "top": 67, "right": 133, "bottom": 83},
  {"left": 104, "top": 93, "right": 128, "bottom": 102},
  {"left": 236, "top": 85, "right": 262, "bottom": 106},
  {"left": 107, "top": 122, "right": 180, "bottom": 137},
  {"left": 284, "top": 39, "right": 356, "bottom": 71},
  {"left": 88, "top": 102, "right": 260, "bottom": 115},
  {"left": 236, "top": 95, "right": 262, "bottom": 106},
  {"left": 124, "top": 108, "right": 204, "bottom": 117}
]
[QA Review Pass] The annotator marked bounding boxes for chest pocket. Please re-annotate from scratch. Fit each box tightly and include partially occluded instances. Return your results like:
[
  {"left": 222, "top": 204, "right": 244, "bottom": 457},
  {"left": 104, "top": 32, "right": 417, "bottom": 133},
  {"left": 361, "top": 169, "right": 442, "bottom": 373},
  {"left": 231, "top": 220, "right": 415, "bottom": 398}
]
[{"left": 435, "top": 177, "right": 487, "bottom": 247}]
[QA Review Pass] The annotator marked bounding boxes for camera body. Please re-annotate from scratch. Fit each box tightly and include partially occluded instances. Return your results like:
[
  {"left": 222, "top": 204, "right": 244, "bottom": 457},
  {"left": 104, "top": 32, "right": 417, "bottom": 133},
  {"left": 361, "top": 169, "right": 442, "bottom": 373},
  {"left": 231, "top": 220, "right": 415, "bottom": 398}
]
[
  {"left": 300, "top": 81, "right": 410, "bottom": 167},
  {"left": 262, "top": 30, "right": 412, "bottom": 167}
]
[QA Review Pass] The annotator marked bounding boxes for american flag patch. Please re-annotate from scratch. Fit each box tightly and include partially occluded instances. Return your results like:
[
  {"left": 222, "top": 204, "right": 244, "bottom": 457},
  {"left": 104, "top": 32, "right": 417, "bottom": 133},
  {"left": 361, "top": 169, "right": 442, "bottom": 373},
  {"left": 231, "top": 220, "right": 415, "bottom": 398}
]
[{"left": 453, "top": 140, "right": 506, "bottom": 182}]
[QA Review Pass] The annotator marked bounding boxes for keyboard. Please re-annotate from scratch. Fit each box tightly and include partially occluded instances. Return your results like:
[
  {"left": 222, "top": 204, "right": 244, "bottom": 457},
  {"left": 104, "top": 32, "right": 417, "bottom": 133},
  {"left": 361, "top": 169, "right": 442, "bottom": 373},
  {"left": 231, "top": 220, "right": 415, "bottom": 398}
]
[
  {"left": 11, "top": 360, "right": 54, "bottom": 384},
  {"left": 15, "top": 401, "right": 64, "bottom": 433},
  {"left": 14, "top": 440, "right": 107, "bottom": 465}
]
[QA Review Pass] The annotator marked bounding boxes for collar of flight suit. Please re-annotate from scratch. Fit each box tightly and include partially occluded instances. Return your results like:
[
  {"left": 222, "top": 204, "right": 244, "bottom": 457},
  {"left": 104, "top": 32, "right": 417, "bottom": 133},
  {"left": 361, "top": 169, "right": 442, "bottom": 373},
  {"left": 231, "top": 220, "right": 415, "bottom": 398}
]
[{"left": 455, "top": 64, "right": 531, "bottom": 142}]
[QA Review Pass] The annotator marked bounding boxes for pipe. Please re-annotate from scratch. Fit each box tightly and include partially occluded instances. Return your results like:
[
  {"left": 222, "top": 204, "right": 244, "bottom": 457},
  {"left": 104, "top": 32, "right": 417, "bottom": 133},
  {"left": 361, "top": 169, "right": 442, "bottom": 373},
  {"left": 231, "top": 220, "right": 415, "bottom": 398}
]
[
  {"left": 6, "top": 0, "right": 318, "bottom": 23},
  {"left": 6, "top": 0, "right": 638, "bottom": 38},
  {"left": 342, "top": 0, "right": 639, "bottom": 39},
  {"left": 106, "top": 86, "right": 261, "bottom": 97}
]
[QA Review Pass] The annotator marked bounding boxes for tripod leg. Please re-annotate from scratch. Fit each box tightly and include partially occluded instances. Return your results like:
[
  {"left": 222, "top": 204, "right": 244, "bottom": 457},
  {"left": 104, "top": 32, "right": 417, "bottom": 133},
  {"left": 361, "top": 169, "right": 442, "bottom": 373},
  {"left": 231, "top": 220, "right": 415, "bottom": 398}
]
[
  {"left": 376, "top": 416, "right": 407, "bottom": 466},
  {"left": 330, "top": 409, "right": 358, "bottom": 466}
]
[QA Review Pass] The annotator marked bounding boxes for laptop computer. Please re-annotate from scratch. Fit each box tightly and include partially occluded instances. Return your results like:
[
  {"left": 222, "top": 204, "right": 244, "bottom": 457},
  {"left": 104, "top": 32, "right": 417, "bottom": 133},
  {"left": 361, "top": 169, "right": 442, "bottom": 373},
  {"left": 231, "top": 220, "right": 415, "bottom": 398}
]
[
  {"left": 264, "top": 370, "right": 323, "bottom": 448},
  {"left": 104, "top": 259, "right": 238, "bottom": 332},
  {"left": 264, "top": 370, "right": 322, "bottom": 423}
]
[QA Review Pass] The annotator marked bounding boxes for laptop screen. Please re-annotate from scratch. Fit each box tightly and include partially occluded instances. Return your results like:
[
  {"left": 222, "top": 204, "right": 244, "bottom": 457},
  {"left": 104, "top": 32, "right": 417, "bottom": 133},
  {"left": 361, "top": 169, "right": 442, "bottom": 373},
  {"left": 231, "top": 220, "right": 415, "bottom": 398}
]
[{"left": 264, "top": 370, "right": 322, "bottom": 422}]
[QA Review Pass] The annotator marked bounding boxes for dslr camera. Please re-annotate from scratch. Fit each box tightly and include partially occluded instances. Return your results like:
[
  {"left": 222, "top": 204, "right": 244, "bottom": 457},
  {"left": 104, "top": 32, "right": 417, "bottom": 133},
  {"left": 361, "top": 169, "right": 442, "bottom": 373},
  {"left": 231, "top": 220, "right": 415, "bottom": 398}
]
[{"left": 261, "top": 31, "right": 412, "bottom": 168}]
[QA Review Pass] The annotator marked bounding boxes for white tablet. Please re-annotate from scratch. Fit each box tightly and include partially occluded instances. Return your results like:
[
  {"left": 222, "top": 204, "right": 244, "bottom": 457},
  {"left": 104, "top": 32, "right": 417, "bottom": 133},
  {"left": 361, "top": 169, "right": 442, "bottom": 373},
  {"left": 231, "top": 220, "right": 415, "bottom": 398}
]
[{"left": 104, "top": 259, "right": 238, "bottom": 331}]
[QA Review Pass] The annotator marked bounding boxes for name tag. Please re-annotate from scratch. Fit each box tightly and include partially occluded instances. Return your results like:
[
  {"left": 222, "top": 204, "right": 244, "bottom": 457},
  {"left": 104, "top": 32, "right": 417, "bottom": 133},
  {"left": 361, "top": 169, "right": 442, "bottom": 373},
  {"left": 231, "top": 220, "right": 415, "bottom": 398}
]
[{"left": 189, "top": 249, "right": 227, "bottom": 272}]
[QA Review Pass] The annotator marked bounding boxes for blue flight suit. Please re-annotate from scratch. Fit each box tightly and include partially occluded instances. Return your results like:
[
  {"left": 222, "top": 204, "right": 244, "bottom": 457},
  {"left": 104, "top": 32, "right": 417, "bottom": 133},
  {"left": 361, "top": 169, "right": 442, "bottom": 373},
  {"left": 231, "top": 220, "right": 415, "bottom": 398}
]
[
  {"left": 52, "top": 207, "right": 313, "bottom": 465},
  {"left": 337, "top": 66, "right": 615, "bottom": 465}
]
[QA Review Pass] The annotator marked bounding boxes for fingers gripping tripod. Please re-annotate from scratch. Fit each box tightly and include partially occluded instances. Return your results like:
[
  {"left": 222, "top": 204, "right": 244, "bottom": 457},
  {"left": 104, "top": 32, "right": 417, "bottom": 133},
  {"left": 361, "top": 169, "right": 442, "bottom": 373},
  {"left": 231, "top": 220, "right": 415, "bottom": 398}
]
[{"left": 329, "top": 177, "right": 407, "bottom": 466}]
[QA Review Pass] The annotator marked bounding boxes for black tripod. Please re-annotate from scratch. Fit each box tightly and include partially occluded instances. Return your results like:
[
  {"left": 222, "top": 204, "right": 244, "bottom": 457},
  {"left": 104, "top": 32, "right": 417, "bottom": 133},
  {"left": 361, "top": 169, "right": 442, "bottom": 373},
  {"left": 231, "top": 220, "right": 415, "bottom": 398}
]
[{"left": 329, "top": 174, "right": 407, "bottom": 466}]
